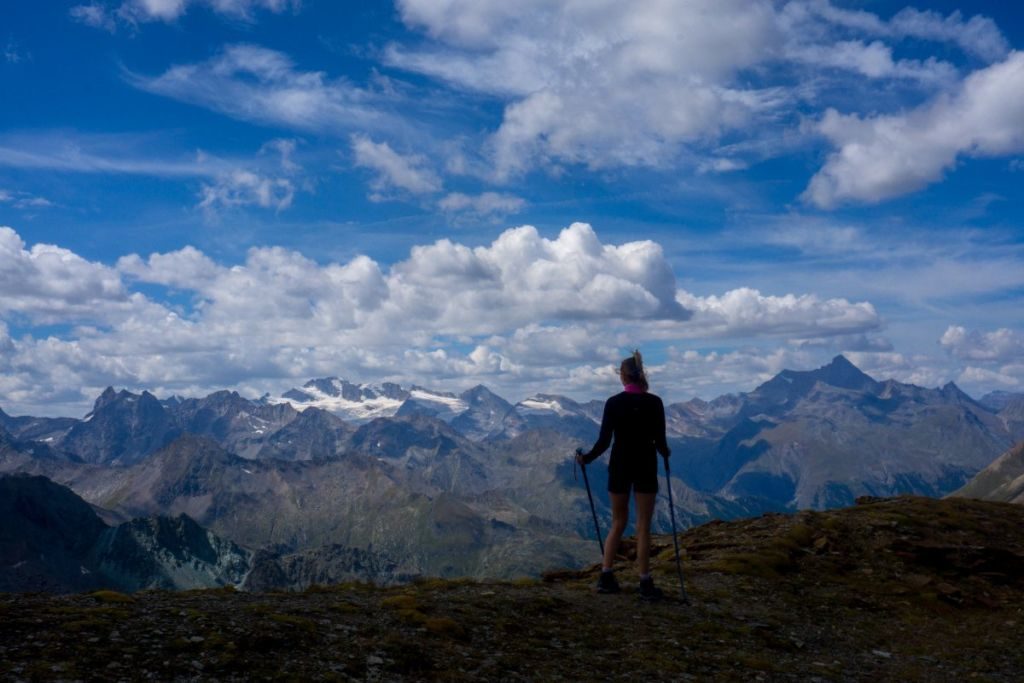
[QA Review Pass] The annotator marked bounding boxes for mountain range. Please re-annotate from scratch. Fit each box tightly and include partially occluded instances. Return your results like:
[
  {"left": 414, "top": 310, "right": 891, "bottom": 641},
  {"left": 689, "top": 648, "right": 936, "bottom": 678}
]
[{"left": 2, "top": 355, "right": 1022, "bottom": 589}]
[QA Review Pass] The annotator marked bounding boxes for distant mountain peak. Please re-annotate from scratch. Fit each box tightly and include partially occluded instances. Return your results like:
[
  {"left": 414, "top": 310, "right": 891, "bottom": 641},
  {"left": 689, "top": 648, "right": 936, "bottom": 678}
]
[{"left": 807, "top": 354, "right": 879, "bottom": 391}]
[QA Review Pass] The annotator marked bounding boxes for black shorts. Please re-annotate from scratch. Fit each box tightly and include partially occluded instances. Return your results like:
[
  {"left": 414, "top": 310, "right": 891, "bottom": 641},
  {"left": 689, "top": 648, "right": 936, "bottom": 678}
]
[{"left": 608, "top": 455, "right": 659, "bottom": 495}]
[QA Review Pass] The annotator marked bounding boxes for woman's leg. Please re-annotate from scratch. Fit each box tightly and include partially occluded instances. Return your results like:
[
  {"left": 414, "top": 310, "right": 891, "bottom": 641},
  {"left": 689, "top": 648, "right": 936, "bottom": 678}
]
[
  {"left": 634, "top": 492, "right": 657, "bottom": 575},
  {"left": 603, "top": 492, "right": 630, "bottom": 570}
]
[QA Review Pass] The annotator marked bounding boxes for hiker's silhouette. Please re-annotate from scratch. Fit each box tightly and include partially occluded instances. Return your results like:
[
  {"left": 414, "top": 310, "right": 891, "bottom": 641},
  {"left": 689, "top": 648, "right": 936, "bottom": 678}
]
[{"left": 576, "top": 350, "right": 671, "bottom": 600}]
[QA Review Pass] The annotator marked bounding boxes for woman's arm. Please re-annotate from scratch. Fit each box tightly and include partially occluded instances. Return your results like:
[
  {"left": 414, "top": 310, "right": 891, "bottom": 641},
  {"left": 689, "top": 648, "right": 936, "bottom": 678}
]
[
  {"left": 655, "top": 396, "right": 671, "bottom": 459},
  {"left": 578, "top": 398, "right": 614, "bottom": 464}
]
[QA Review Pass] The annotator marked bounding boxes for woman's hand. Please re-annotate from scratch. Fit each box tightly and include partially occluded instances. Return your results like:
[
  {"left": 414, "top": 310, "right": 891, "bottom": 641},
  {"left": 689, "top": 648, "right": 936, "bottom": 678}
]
[{"left": 575, "top": 448, "right": 588, "bottom": 465}]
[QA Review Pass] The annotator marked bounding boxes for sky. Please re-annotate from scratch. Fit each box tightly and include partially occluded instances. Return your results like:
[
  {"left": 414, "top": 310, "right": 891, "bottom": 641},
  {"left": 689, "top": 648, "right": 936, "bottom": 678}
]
[{"left": 1, "top": 0, "right": 1023, "bottom": 417}]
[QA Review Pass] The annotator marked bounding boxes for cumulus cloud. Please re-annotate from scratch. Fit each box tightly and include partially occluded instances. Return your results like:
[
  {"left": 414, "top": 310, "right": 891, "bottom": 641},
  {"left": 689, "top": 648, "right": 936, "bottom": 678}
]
[
  {"left": 803, "top": 51, "right": 1024, "bottom": 208},
  {"left": 351, "top": 135, "right": 441, "bottom": 199},
  {"left": 940, "top": 326, "right": 1024, "bottom": 363},
  {"left": 382, "top": 0, "right": 1014, "bottom": 186},
  {"left": 129, "top": 45, "right": 397, "bottom": 135},
  {"left": 0, "top": 226, "right": 149, "bottom": 324},
  {"left": 673, "top": 287, "right": 880, "bottom": 339},
  {"left": 389, "top": 0, "right": 785, "bottom": 177},
  {"left": 0, "top": 222, "right": 898, "bottom": 415},
  {"left": 117, "top": 245, "right": 223, "bottom": 290}
]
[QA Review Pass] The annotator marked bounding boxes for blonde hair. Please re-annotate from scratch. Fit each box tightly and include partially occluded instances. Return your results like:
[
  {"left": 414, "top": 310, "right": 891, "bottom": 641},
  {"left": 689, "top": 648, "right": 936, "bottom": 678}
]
[{"left": 620, "top": 349, "right": 648, "bottom": 391}]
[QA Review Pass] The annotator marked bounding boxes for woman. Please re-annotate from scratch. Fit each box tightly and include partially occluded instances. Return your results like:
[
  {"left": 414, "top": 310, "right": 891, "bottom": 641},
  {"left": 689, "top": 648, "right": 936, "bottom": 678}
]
[{"left": 576, "top": 350, "right": 671, "bottom": 600}]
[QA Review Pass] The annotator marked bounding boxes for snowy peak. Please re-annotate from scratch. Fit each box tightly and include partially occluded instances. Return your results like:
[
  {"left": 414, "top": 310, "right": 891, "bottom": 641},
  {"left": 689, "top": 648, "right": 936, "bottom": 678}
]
[
  {"left": 277, "top": 377, "right": 410, "bottom": 422},
  {"left": 516, "top": 394, "right": 588, "bottom": 418}
]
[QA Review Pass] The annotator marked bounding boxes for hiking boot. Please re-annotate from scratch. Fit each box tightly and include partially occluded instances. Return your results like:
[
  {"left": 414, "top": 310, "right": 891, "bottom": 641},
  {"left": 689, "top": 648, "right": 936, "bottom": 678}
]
[
  {"left": 596, "top": 571, "right": 620, "bottom": 594},
  {"left": 639, "top": 576, "right": 664, "bottom": 602}
]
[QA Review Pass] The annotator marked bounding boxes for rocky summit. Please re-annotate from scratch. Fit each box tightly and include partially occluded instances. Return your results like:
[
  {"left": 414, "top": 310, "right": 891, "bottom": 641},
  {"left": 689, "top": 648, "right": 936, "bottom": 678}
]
[{"left": 2, "top": 495, "right": 1023, "bottom": 682}]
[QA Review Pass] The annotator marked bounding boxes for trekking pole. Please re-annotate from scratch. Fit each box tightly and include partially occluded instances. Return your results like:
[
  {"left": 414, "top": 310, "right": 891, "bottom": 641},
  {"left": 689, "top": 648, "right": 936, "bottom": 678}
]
[
  {"left": 662, "top": 456, "right": 689, "bottom": 603},
  {"left": 575, "top": 449, "right": 604, "bottom": 556}
]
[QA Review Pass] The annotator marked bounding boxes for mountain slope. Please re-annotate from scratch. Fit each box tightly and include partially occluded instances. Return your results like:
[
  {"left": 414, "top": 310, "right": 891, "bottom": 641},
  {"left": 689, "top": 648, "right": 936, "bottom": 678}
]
[
  {"left": 0, "top": 474, "right": 249, "bottom": 593},
  {"left": 669, "top": 356, "right": 1013, "bottom": 508},
  {"left": 0, "top": 473, "right": 109, "bottom": 592},
  {"left": 951, "top": 441, "right": 1024, "bottom": 504}
]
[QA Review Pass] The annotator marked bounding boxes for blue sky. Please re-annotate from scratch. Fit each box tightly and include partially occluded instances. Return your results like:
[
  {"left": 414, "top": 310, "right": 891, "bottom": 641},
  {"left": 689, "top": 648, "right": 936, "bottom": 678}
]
[{"left": 1, "top": 0, "right": 1023, "bottom": 416}]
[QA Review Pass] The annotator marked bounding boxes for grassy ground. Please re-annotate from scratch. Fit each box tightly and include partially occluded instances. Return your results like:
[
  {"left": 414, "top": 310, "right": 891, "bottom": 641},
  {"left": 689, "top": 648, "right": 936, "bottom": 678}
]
[{"left": 2, "top": 495, "right": 1023, "bottom": 681}]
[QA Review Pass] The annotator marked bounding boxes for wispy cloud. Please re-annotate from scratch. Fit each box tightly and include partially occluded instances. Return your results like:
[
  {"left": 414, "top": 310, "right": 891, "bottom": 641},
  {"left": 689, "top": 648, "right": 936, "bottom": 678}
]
[
  {"left": 437, "top": 191, "right": 525, "bottom": 218},
  {"left": 128, "top": 45, "right": 402, "bottom": 135},
  {"left": 351, "top": 135, "right": 441, "bottom": 199},
  {"left": 71, "top": 0, "right": 298, "bottom": 30},
  {"left": 3, "top": 38, "right": 31, "bottom": 64},
  {"left": 0, "top": 132, "right": 308, "bottom": 213},
  {"left": 784, "top": 1, "right": 1010, "bottom": 62},
  {"left": 0, "top": 132, "right": 220, "bottom": 177},
  {"left": 0, "top": 189, "right": 53, "bottom": 209}
]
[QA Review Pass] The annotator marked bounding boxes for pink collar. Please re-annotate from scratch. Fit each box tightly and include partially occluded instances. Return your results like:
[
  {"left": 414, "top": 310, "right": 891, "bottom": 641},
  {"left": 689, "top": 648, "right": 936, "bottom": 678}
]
[{"left": 624, "top": 383, "right": 646, "bottom": 394}]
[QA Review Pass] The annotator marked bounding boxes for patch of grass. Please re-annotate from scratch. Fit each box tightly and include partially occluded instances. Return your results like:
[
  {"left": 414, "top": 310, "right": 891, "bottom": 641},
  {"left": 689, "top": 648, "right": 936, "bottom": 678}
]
[
  {"left": 63, "top": 618, "right": 110, "bottom": 632},
  {"left": 89, "top": 590, "right": 134, "bottom": 604},
  {"left": 779, "top": 523, "right": 814, "bottom": 550},
  {"left": 397, "top": 608, "right": 428, "bottom": 625},
  {"left": 246, "top": 603, "right": 274, "bottom": 615},
  {"left": 424, "top": 617, "right": 464, "bottom": 640},
  {"left": 330, "top": 600, "right": 360, "bottom": 615},
  {"left": 381, "top": 594, "right": 420, "bottom": 611},
  {"left": 705, "top": 551, "right": 796, "bottom": 578},
  {"left": 268, "top": 613, "right": 317, "bottom": 634},
  {"left": 509, "top": 577, "right": 540, "bottom": 587}
]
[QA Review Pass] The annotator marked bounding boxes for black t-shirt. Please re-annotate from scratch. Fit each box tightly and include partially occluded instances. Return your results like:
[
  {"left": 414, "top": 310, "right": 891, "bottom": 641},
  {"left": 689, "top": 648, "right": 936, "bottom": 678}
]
[{"left": 584, "top": 391, "right": 670, "bottom": 465}]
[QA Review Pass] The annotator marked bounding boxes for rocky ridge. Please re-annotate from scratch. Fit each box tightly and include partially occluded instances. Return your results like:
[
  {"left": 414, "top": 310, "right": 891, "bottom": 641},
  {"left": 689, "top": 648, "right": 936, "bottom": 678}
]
[{"left": 2, "top": 357, "right": 1022, "bottom": 585}]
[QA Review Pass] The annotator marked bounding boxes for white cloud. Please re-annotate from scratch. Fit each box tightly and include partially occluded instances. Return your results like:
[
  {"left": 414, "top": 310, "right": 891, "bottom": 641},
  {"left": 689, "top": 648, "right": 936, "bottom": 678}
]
[
  {"left": 0, "top": 133, "right": 219, "bottom": 177},
  {"left": 803, "top": 51, "right": 1024, "bottom": 208},
  {"left": 199, "top": 170, "right": 295, "bottom": 211},
  {"left": 957, "top": 365, "right": 1022, "bottom": 390},
  {"left": 0, "top": 227, "right": 149, "bottom": 325},
  {"left": 72, "top": 0, "right": 296, "bottom": 29},
  {"left": 384, "top": 0, "right": 1014, "bottom": 186},
  {"left": 940, "top": 326, "right": 1024, "bottom": 363},
  {"left": 118, "top": 246, "right": 223, "bottom": 290},
  {"left": 129, "top": 45, "right": 397, "bottom": 135},
  {"left": 0, "top": 223, "right": 933, "bottom": 415},
  {"left": 0, "top": 133, "right": 305, "bottom": 213},
  {"left": 70, "top": 3, "right": 118, "bottom": 31},
  {"left": 673, "top": 287, "right": 880, "bottom": 339},
  {"left": 0, "top": 190, "right": 54, "bottom": 210},
  {"left": 437, "top": 191, "right": 525, "bottom": 217},
  {"left": 784, "top": 1, "right": 1009, "bottom": 62},
  {"left": 390, "top": 0, "right": 785, "bottom": 177},
  {"left": 351, "top": 135, "right": 441, "bottom": 198},
  {"left": 785, "top": 40, "right": 956, "bottom": 84}
]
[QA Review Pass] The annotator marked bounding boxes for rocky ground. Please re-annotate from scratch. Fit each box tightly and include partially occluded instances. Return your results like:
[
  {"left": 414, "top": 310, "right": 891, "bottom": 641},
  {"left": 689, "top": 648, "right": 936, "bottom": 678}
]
[{"left": 2, "top": 495, "right": 1023, "bottom": 681}]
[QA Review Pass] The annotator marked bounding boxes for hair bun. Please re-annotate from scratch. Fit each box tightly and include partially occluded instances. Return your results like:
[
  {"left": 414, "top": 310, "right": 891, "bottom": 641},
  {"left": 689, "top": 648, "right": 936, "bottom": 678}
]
[{"left": 632, "top": 349, "right": 643, "bottom": 370}]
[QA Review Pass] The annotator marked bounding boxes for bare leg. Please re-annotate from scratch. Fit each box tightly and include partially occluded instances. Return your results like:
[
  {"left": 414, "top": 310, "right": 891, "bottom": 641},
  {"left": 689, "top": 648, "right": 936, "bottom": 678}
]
[
  {"left": 603, "top": 492, "right": 630, "bottom": 570},
  {"left": 634, "top": 492, "right": 657, "bottom": 575}
]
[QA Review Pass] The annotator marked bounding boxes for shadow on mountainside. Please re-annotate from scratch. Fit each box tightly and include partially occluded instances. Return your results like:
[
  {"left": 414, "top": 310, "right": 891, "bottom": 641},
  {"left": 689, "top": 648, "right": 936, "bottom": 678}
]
[{"left": 2, "top": 495, "right": 1024, "bottom": 681}]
